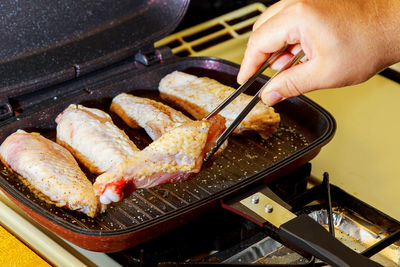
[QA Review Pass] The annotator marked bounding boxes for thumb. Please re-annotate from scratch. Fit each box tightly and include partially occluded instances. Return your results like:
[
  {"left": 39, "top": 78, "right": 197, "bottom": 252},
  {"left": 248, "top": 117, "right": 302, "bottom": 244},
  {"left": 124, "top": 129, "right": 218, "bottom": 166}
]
[{"left": 260, "top": 61, "right": 317, "bottom": 106}]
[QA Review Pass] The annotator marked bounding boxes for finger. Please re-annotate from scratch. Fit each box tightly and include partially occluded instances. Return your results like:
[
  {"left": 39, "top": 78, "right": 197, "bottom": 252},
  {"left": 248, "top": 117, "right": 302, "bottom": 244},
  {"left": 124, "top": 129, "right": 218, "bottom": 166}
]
[
  {"left": 288, "top": 43, "right": 301, "bottom": 54},
  {"left": 270, "top": 52, "right": 293, "bottom": 70},
  {"left": 270, "top": 44, "right": 309, "bottom": 70},
  {"left": 289, "top": 44, "right": 308, "bottom": 63},
  {"left": 260, "top": 61, "right": 320, "bottom": 106},
  {"left": 237, "top": 38, "right": 270, "bottom": 84},
  {"left": 238, "top": 14, "right": 301, "bottom": 84},
  {"left": 253, "top": 0, "right": 288, "bottom": 31}
]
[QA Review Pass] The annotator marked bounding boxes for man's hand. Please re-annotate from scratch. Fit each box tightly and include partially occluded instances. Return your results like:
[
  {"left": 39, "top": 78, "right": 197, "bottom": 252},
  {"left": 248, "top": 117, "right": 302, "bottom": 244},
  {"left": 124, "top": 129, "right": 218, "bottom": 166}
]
[{"left": 238, "top": 0, "right": 400, "bottom": 106}]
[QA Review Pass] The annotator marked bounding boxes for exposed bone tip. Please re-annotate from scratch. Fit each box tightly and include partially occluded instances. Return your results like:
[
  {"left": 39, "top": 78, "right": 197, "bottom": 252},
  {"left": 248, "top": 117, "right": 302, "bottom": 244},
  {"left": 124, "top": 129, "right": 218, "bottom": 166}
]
[{"left": 99, "top": 194, "right": 111, "bottom": 205}]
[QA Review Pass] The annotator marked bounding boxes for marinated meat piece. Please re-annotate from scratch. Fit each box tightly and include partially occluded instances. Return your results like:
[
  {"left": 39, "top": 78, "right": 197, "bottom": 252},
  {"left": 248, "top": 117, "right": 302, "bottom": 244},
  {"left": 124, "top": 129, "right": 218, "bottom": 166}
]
[
  {"left": 110, "top": 93, "right": 191, "bottom": 140},
  {"left": 159, "top": 71, "right": 280, "bottom": 139},
  {"left": 0, "top": 130, "right": 99, "bottom": 217},
  {"left": 93, "top": 115, "right": 226, "bottom": 205},
  {"left": 56, "top": 104, "right": 139, "bottom": 174}
]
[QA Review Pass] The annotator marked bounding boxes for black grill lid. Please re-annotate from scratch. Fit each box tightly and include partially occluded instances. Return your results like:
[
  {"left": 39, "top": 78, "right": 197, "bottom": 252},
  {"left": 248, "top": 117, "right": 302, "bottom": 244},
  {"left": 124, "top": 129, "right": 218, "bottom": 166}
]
[{"left": 0, "top": 0, "right": 189, "bottom": 98}]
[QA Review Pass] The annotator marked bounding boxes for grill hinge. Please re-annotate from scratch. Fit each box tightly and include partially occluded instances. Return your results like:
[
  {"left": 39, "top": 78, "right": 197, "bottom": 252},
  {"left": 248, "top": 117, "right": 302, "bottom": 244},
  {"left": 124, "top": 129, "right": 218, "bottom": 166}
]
[
  {"left": 134, "top": 46, "right": 173, "bottom": 66},
  {"left": 0, "top": 98, "right": 13, "bottom": 122}
]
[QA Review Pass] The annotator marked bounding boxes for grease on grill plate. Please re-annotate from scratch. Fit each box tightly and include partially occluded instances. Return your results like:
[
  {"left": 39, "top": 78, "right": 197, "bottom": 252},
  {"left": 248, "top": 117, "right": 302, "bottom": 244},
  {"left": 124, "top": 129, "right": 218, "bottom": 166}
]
[{"left": 0, "top": 91, "right": 310, "bottom": 231}]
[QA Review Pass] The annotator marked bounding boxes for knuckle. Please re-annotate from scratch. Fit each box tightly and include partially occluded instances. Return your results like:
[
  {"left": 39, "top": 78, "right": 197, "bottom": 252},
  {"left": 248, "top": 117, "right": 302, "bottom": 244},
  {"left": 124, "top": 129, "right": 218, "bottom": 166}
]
[
  {"left": 283, "top": 76, "right": 304, "bottom": 97},
  {"left": 252, "top": 20, "right": 260, "bottom": 31},
  {"left": 247, "top": 32, "right": 260, "bottom": 49},
  {"left": 286, "top": 0, "right": 312, "bottom": 15}
]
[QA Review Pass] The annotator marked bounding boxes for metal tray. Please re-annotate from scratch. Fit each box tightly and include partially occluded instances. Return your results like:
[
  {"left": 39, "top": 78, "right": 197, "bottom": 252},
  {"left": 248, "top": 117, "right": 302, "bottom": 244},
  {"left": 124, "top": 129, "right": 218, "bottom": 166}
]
[{"left": 0, "top": 56, "right": 335, "bottom": 252}]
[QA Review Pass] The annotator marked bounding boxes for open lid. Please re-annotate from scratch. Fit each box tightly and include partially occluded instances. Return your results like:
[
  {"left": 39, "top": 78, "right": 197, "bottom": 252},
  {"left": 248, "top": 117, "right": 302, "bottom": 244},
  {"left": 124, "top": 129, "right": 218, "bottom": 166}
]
[{"left": 0, "top": 0, "right": 189, "bottom": 98}]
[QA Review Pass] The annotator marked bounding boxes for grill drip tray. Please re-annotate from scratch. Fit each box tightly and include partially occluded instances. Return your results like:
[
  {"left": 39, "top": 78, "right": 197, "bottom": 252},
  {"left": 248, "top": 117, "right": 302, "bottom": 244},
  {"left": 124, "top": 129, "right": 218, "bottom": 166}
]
[{"left": 108, "top": 164, "right": 400, "bottom": 266}]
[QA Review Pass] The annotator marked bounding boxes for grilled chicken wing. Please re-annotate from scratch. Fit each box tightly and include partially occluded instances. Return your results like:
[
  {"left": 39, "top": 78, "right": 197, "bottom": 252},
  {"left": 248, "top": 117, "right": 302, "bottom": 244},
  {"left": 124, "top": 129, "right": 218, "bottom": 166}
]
[
  {"left": 110, "top": 93, "right": 191, "bottom": 140},
  {"left": 93, "top": 115, "right": 226, "bottom": 205},
  {"left": 0, "top": 130, "right": 99, "bottom": 217},
  {"left": 56, "top": 104, "right": 139, "bottom": 174},
  {"left": 159, "top": 71, "right": 280, "bottom": 139}
]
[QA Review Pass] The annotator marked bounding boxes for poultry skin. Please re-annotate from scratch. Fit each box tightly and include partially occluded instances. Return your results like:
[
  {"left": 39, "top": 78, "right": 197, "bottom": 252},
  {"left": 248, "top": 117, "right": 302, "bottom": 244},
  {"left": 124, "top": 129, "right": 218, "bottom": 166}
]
[
  {"left": 93, "top": 115, "right": 226, "bottom": 205},
  {"left": 0, "top": 130, "right": 99, "bottom": 217},
  {"left": 56, "top": 104, "right": 139, "bottom": 174},
  {"left": 158, "top": 71, "right": 280, "bottom": 139},
  {"left": 110, "top": 93, "right": 191, "bottom": 140}
]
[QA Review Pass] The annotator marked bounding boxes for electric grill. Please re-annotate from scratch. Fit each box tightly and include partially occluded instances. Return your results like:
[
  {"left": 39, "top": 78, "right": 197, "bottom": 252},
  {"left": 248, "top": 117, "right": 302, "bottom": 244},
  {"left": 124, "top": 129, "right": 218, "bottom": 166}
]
[{"left": 2, "top": 1, "right": 395, "bottom": 266}]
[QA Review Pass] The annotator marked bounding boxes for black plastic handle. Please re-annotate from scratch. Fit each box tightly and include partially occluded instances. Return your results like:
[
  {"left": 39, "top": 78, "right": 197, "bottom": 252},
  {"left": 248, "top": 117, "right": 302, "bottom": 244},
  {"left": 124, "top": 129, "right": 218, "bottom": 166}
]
[{"left": 279, "top": 214, "right": 382, "bottom": 267}]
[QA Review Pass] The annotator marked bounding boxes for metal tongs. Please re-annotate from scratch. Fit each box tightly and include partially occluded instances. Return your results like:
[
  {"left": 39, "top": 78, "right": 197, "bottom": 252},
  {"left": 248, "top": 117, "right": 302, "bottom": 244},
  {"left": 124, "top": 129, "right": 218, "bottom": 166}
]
[{"left": 204, "top": 47, "right": 305, "bottom": 163}]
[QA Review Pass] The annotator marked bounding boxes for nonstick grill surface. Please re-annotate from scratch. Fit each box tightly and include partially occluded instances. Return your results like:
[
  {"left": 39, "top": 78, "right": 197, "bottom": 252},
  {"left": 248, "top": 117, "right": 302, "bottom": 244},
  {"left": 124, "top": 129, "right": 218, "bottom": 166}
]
[{"left": 0, "top": 56, "right": 335, "bottom": 251}]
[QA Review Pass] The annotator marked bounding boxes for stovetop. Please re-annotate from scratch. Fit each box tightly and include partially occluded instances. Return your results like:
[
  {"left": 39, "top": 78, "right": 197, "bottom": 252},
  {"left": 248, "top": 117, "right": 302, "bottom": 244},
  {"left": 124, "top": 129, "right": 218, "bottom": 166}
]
[{"left": 107, "top": 163, "right": 400, "bottom": 266}]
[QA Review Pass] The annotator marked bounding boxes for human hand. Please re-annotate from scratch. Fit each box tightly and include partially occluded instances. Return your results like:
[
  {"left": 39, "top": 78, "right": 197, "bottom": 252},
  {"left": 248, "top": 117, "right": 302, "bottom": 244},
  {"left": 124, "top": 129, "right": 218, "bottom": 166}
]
[{"left": 238, "top": 0, "right": 400, "bottom": 106}]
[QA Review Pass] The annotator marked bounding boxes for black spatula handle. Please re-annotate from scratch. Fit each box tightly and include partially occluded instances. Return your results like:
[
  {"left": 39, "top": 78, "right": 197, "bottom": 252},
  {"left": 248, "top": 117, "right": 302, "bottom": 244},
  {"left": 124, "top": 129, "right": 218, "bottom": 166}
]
[{"left": 279, "top": 214, "right": 382, "bottom": 267}]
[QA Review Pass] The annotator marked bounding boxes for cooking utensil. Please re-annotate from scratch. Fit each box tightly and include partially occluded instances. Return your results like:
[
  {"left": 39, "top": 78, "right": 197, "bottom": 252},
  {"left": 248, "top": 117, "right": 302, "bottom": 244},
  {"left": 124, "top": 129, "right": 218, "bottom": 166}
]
[{"left": 204, "top": 49, "right": 305, "bottom": 163}]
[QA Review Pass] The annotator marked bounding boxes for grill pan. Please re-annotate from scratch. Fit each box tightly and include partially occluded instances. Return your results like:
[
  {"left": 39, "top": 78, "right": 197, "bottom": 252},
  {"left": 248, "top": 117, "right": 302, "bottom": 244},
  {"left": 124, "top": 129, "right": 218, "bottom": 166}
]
[{"left": 0, "top": 56, "right": 336, "bottom": 252}]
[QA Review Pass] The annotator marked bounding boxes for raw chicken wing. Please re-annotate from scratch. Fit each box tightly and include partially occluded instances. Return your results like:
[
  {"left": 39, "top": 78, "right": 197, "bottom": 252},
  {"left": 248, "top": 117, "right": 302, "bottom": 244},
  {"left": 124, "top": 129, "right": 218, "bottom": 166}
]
[
  {"left": 93, "top": 115, "right": 226, "bottom": 205},
  {"left": 159, "top": 71, "right": 280, "bottom": 139},
  {"left": 0, "top": 130, "right": 100, "bottom": 217},
  {"left": 110, "top": 93, "right": 191, "bottom": 140},
  {"left": 56, "top": 104, "right": 139, "bottom": 174}
]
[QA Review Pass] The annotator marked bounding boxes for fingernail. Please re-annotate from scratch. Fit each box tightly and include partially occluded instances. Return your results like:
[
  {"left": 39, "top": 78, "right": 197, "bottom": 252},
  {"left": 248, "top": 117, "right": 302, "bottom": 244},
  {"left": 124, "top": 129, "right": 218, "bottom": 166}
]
[
  {"left": 237, "top": 73, "right": 244, "bottom": 84},
  {"left": 263, "top": 91, "right": 283, "bottom": 106}
]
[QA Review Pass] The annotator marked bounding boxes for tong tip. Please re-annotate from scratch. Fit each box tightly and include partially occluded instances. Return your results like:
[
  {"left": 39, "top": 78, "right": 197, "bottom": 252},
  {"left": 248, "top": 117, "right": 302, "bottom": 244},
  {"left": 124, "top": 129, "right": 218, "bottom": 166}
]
[{"left": 203, "top": 146, "right": 218, "bottom": 167}]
